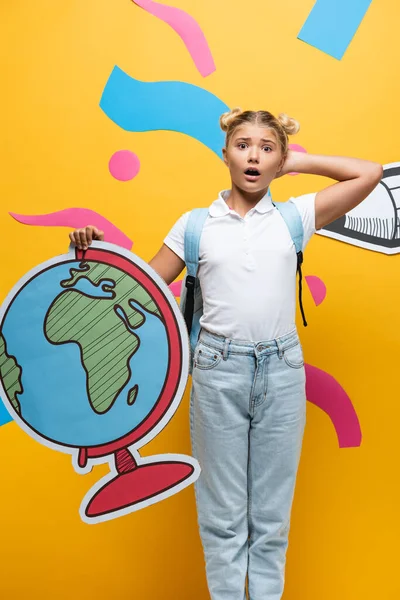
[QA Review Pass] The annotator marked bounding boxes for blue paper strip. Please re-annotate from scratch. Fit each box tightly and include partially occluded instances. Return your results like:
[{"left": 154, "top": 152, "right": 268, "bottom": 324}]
[
  {"left": 298, "top": 0, "right": 373, "bottom": 60},
  {"left": 100, "top": 66, "right": 229, "bottom": 158}
]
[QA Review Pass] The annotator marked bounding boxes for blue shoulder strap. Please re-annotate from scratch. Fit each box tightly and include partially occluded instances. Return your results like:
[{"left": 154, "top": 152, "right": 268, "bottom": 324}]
[
  {"left": 184, "top": 208, "right": 209, "bottom": 276},
  {"left": 274, "top": 200, "right": 303, "bottom": 254},
  {"left": 274, "top": 200, "right": 308, "bottom": 327}
]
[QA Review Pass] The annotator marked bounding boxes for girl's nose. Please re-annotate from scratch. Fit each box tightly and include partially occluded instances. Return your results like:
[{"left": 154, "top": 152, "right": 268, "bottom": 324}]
[
  {"left": 248, "top": 153, "right": 260, "bottom": 163},
  {"left": 248, "top": 147, "right": 260, "bottom": 163}
]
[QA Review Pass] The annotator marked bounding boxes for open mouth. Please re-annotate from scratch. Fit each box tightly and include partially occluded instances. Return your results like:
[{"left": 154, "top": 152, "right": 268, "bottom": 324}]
[{"left": 244, "top": 168, "right": 261, "bottom": 181}]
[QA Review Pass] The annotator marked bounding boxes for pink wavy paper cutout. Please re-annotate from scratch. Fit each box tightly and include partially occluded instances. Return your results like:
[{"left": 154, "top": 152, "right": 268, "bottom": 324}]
[
  {"left": 10, "top": 209, "right": 133, "bottom": 250},
  {"left": 305, "top": 275, "right": 327, "bottom": 306},
  {"left": 305, "top": 363, "right": 362, "bottom": 448},
  {"left": 131, "top": 0, "right": 216, "bottom": 77}
]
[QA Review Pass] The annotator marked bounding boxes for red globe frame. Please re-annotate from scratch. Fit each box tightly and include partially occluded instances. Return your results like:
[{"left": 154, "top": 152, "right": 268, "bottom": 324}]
[{"left": 73, "top": 246, "right": 185, "bottom": 468}]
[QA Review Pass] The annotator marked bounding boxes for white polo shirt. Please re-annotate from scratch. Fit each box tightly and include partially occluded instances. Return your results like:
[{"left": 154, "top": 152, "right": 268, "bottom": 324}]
[{"left": 164, "top": 190, "right": 316, "bottom": 341}]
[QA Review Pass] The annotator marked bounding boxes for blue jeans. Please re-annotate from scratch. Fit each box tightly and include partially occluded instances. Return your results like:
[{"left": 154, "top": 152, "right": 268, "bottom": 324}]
[{"left": 190, "top": 328, "right": 306, "bottom": 600}]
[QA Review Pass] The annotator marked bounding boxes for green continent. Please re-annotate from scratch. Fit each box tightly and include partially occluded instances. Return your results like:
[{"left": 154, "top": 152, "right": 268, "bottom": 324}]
[
  {"left": 44, "top": 261, "right": 161, "bottom": 414},
  {"left": 0, "top": 332, "right": 23, "bottom": 414}
]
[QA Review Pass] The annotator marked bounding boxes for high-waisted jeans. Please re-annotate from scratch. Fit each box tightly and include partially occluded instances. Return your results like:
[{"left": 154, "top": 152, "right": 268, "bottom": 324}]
[{"left": 190, "top": 328, "right": 306, "bottom": 600}]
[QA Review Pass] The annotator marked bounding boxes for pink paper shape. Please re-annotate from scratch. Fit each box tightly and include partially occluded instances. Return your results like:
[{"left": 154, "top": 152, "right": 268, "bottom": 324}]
[
  {"left": 10, "top": 209, "right": 133, "bottom": 250},
  {"left": 131, "top": 0, "right": 216, "bottom": 77},
  {"left": 305, "top": 363, "right": 362, "bottom": 448},
  {"left": 288, "top": 143, "right": 308, "bottom": 176},
  {"left": 305, "top": 275, "right": 327, "bottom": 306},
  {"left": 109, "top": 150, "right": 140, "bottom": 181},
  {"left": 169, "top": 280, "right": 183, "bottom": 296}
]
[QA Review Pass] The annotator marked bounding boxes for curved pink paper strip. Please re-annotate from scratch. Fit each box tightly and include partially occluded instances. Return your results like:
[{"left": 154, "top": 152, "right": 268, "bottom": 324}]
[
  {"left": 169, "top": 279, "right": 183, "bottom": 296},
  {"left": 305, "top": 363, "right": 362, "bottom": 448},
  {"left": 132, "top": 0, "right": 216, "bottom": 77},
  {"left": 305, "top": 275, "right": 327, "bottom": 306},
  {"left": 10, "top": 209, "right": 133, "bottom": 250}
]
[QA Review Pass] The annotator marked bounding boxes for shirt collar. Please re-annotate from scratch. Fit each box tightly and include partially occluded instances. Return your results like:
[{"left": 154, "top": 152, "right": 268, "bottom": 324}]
[{"left": 209, "top": 190, "right": 274, "bottom": 218}]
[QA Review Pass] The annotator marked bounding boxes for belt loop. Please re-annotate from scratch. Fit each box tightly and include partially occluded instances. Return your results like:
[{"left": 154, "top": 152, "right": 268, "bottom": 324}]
[
  {"left": 223, "top": 337, "right": 230, "bottom": 361},
  {"left": 276, "top": 338, "right": 284, "bottom": 359}
]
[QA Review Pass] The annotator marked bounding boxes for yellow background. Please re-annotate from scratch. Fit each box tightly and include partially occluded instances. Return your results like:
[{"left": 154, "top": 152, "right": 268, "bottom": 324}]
[{"left": 1, "top": 0, "right": 399, "bottom": 598}]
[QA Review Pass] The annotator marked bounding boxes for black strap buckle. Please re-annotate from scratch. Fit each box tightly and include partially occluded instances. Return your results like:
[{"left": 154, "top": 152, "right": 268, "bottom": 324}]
[
  {"left": 297, "top": 251, "right": 304, "bottom": 267},
  {"left": 185, "top": 275, "right": 196, "bottom": 289}
]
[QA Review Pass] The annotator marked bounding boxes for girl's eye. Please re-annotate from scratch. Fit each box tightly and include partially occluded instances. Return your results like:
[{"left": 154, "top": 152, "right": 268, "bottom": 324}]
[
  {"left": 263, "top": 146, "right": 272, "bottom": 152},
  {"left": 238, "top": 143, "right": 247, "bottom": 149}
]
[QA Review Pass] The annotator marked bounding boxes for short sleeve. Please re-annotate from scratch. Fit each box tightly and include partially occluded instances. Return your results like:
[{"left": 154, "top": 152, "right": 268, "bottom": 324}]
[
  {"left": 290, "top": 193, "right": 316, "bottom": 251},
  {"left": 163, "top": 211, "right": 190, "bottom": 262}
]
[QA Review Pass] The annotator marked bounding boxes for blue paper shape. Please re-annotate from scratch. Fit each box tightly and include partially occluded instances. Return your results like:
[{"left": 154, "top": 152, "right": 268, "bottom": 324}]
[
  {"left": 0, "top": 401, "right": 12, "bottom": 427},
  {"left": 298, "top": 0, "right": 373, "bottom": 60},
  {"left": 100, "top": 66, "right": 228, "bottom": 158}
]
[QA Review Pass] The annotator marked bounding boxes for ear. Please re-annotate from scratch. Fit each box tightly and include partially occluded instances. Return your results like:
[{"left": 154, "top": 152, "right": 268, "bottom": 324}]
[
  {"left": 278, "top": 153, "right": 286, "bottom": 172},
  {"left": 222, "top": 147, "right": 228, "bottom": 166}
]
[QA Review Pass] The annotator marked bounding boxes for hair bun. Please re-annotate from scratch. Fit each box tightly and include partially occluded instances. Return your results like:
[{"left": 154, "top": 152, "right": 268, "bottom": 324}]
[
  {"left": 277, "top": 113, "right": 300, "bottom": 136},
  {"left": 219, "top": 107, "right": 243, "bottom": 132}
]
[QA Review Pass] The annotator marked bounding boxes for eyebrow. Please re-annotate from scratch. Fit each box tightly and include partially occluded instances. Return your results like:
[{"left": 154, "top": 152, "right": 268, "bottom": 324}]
[{"left": 235, "top": 137, "right": 276, "bottom": 145}]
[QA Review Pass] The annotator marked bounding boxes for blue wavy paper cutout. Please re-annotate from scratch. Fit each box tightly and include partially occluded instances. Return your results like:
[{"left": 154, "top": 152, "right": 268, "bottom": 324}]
[
  {"left": 298, "top": 0, "right": 373, "bottom": 60},
  {"left": 100, "top": 66, "right": 228, "bottom": 158}
]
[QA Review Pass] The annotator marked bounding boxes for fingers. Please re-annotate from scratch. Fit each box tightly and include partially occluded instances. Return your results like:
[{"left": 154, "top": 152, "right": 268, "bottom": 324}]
[
  {"left": 89, "top": 227, "right": 105, "bottom": 242},
  {"left": 79, "top": 229, "right": 88, "bottom": 250},
  {"left": 69, "top": 229, "right": 85, "bottom": 249},
  {"left": 69, "top": 226, "right": 105, "bottom": 250},
  {"left": 85, "top": 226, "right": 93, "bottom": 246}
]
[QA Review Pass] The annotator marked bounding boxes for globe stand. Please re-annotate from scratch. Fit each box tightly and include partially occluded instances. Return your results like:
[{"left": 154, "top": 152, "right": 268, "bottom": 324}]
[{"left": 84, "top": 448, "right": 195, "bottom": 519}]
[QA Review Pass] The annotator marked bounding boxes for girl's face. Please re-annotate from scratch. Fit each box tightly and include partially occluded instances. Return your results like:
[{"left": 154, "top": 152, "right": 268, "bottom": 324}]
[{"left": 223, "top": 124, "right": 285, "bottom": 194}]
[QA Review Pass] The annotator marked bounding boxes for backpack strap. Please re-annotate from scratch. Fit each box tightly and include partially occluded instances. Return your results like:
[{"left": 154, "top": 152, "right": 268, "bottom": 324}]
[
  {"left": 274, "top": 201, "right": 308, "bottom": 327},
  {"left": 183, "top": 208, "right": 209, "bottom": 333}
]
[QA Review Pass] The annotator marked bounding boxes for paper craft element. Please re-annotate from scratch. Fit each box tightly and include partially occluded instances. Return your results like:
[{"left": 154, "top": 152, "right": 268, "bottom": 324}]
[
  {"left": 317, "top": 162, "right": 400, "bottom": 254},
  {"left": 100, "top": 66, "right": 228, "bottom": 158},
  {"left": 169, "top": 280, "right": 183, "bottom": 297},
  {"left": 0, "top": 242, "right": 200, "bottom": 523},
  {"left": 305, "top": 364, "right": 362, "bottom": 447},
  {"left": 305, "top": 275, "right": 327, "bottom": 306},
  {"left": 298, "top": 0, "right": 373, "bottom": 60},
  {"left": 0, "top": 333, "right": 19, "bottom": 428},
  {"left": 0, "top": 401, "right": 11, "bottom": 426},
  {"left": 10, "top": 208, "right": 133, "bottom": 251},
  {"left": 109, "top": 150, "right": 141, "bottom": 181},
  {"left": 131, "top": 0, "right": 215, "bottom": 78}
]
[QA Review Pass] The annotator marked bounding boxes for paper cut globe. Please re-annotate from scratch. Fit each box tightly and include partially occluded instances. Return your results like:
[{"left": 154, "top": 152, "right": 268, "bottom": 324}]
[{"left": 0, "top": 242, "right": 198, "bottom": 523}]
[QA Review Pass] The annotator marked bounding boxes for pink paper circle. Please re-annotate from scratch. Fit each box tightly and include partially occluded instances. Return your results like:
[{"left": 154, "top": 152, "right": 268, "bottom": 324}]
[
  {"left": 109, "top": 150, "right": 140, "bottom": 181},
  {"left": 288, "top": 144, "right": 307, "bottom": 176},
  {"left": 305, "top": 275, "right": 327, "bottom": 306}
]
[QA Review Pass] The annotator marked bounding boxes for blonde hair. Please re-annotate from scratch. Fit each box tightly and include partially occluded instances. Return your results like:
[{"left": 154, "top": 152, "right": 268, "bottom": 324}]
[{"left": 219, "top": 107, "right": 300, "bottom": 155}]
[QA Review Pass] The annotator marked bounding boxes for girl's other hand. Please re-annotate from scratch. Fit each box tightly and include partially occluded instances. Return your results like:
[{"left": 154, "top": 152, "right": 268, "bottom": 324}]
[
  {"left": 275, "top": 150, "right": 297, "bottom": 178},
  {"left": 69, "top": 226, "right": 104, "bottom": 250}
]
